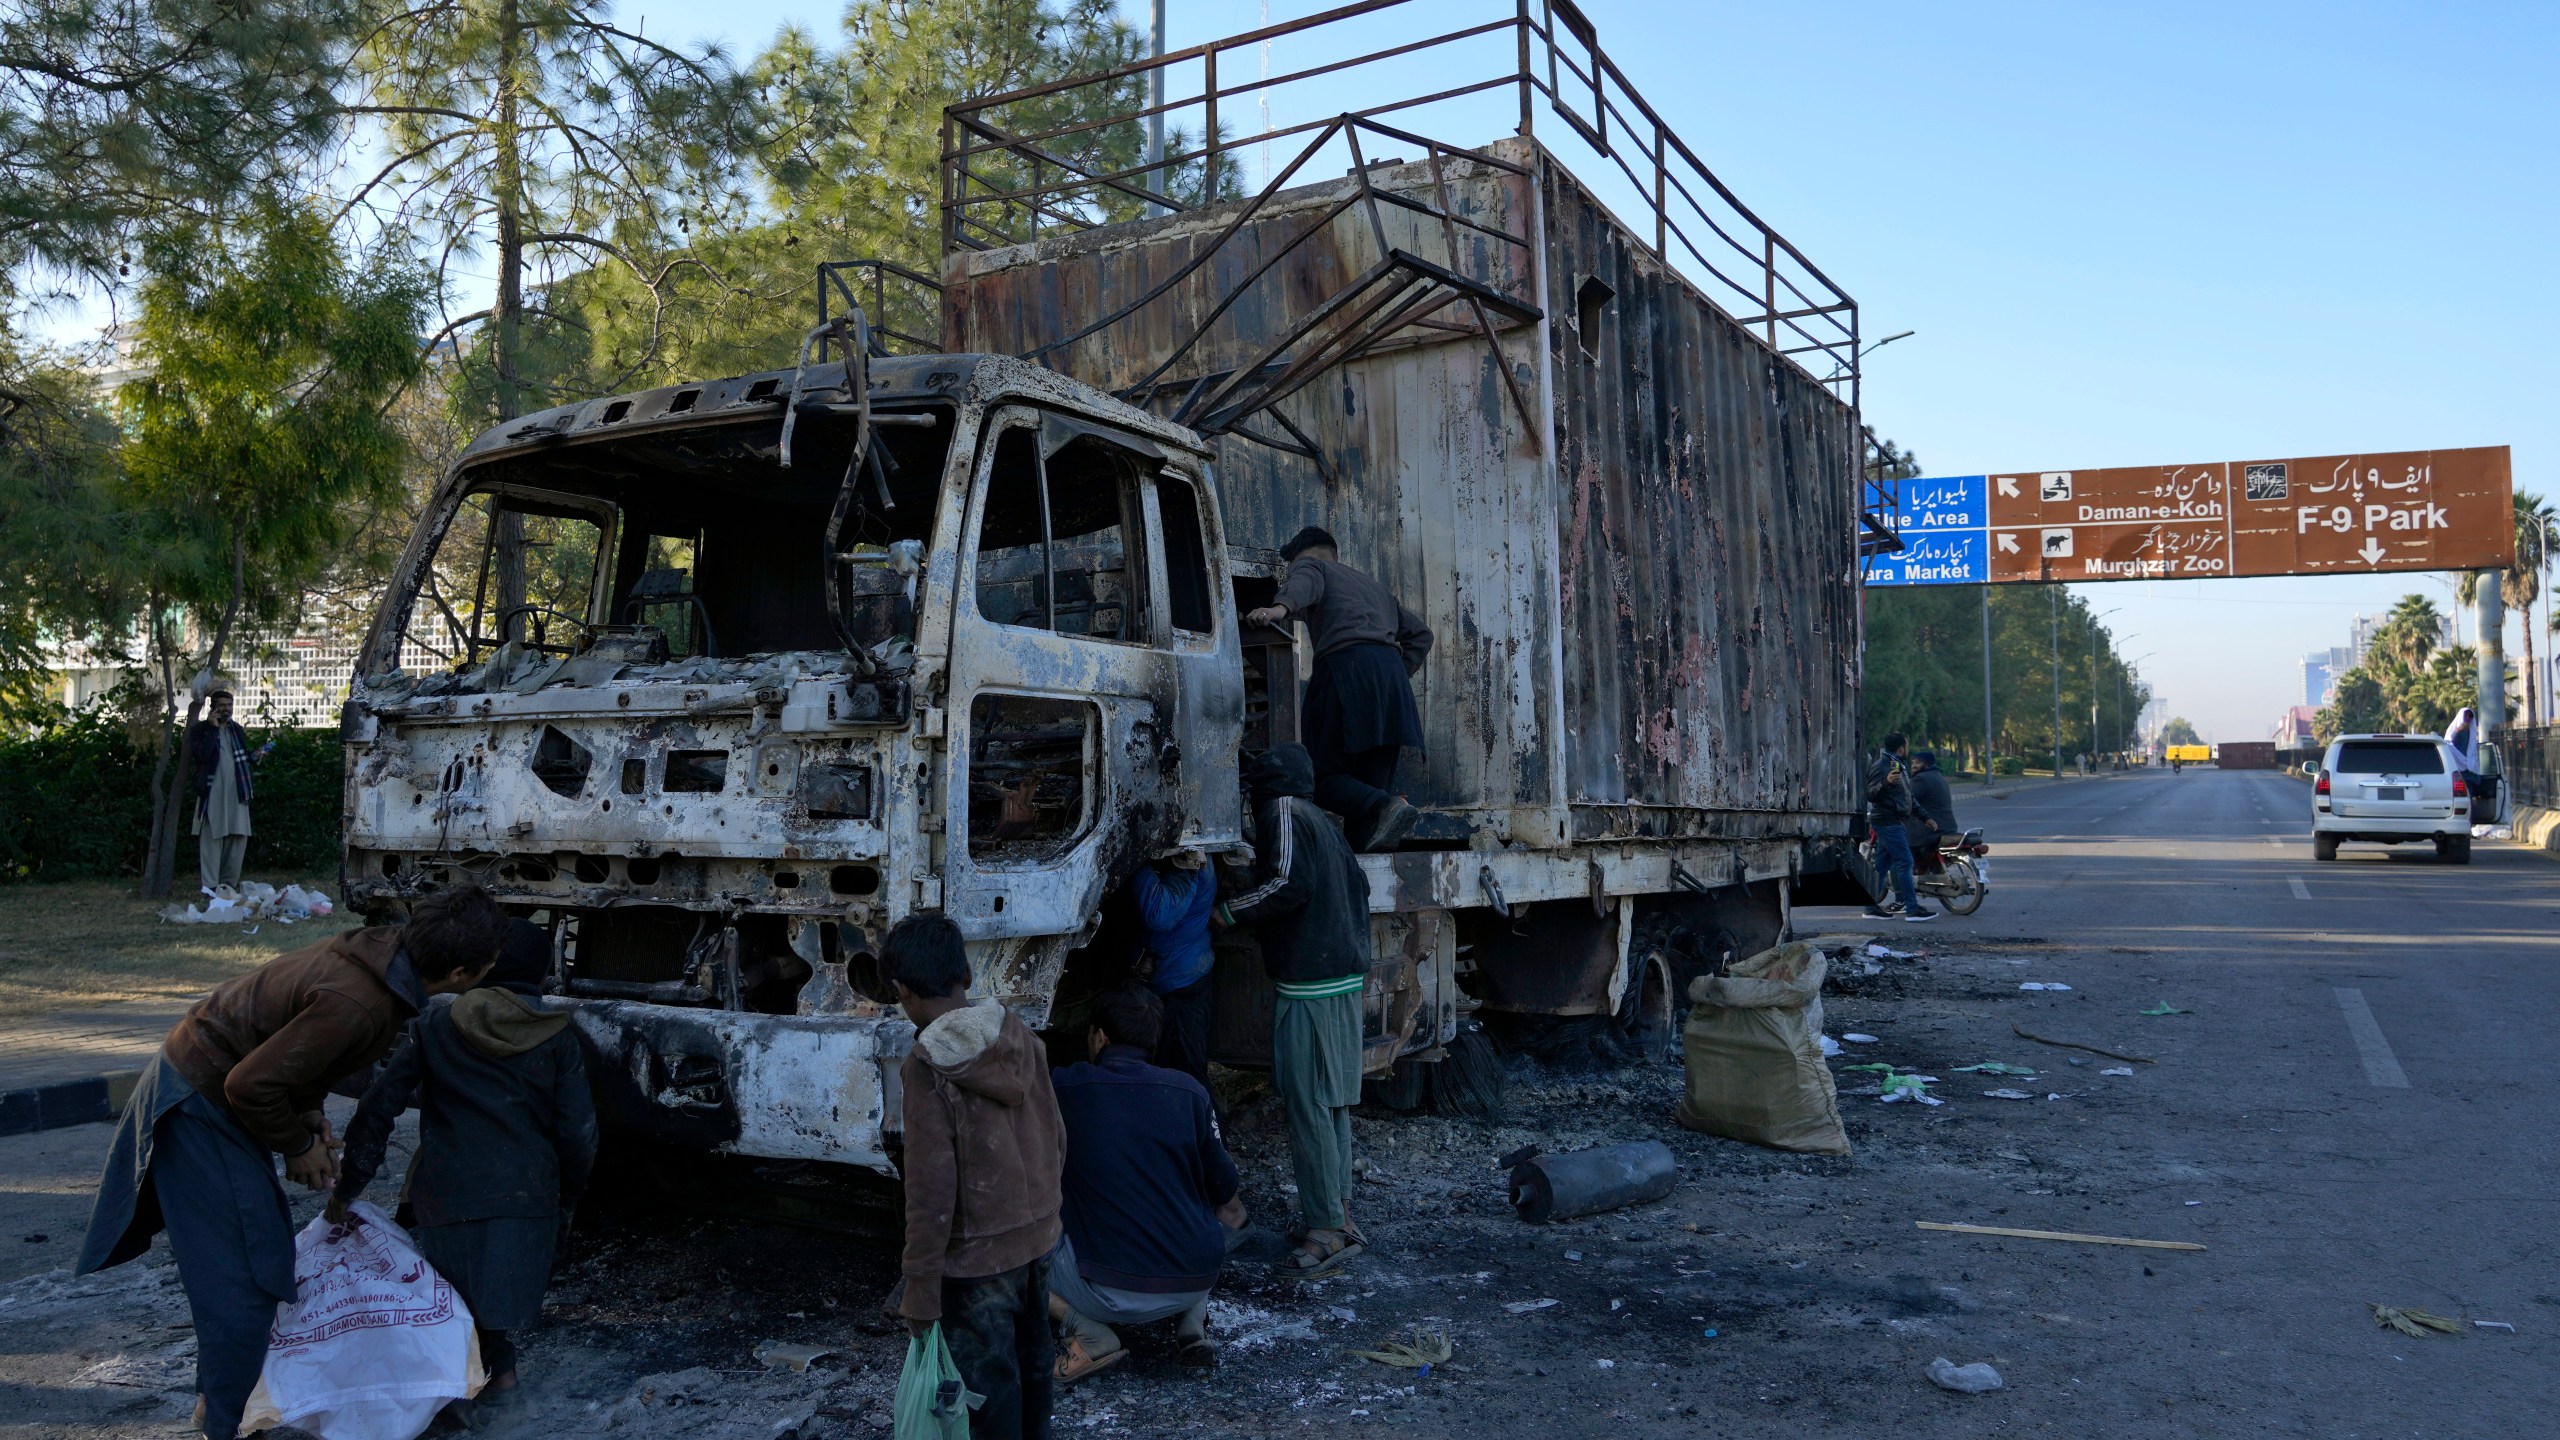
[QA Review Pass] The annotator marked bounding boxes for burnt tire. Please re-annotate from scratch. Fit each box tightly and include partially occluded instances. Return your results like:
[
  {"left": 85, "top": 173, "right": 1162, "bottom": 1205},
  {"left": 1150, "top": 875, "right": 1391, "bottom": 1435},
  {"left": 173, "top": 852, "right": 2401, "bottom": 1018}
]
[{"left": 1428, "top": 1021, "right": 1507, "bottom": 1122}]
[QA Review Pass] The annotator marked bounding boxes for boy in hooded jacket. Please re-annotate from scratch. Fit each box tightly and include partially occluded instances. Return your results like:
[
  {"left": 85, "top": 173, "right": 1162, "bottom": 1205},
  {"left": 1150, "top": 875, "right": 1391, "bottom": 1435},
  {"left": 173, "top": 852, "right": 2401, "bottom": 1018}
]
[
  {"left": 886, "top": 914, "right": 1067, "bottom": 1440},
  {"left": 330, "top": 919, "right": 597, "bottom": 1414}
]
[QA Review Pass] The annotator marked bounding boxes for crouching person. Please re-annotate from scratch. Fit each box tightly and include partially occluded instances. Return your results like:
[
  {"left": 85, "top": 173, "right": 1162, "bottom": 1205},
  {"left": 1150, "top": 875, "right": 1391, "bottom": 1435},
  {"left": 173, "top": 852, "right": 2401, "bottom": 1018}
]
[
  {"left": 888, "top": 916, "right": 1067, "bottom": 1440},
  {"left": 77, "top": 885, "right": 508, "bottom": 1440},
  {"left": 1048, "top": 987, "right": 1245, "bottom": 1382},
  {"left": 327, "top": 919, "right": 596, "bottom": 1418}
]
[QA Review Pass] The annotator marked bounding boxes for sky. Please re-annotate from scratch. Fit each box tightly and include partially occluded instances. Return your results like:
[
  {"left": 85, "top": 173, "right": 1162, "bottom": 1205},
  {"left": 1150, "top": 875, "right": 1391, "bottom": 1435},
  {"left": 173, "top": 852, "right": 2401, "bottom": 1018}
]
[
  {"left": 72, "top": 0, "right": 2560, "bottom": 742},
  {"left": 624, "top": 0, "right": 2557, "bottom": 742}
]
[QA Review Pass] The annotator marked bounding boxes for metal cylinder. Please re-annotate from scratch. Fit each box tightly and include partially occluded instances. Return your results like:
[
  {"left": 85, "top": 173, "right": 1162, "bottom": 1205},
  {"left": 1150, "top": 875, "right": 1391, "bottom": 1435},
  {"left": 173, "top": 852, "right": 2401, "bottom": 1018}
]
[{"left": 1507, "top": 1140, "right": 1677, "bottom": 1223}]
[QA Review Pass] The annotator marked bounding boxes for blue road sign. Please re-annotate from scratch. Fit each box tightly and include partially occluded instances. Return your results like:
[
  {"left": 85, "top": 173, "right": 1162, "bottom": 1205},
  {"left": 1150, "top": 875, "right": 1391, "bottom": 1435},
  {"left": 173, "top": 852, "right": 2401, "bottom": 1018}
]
[{"left": 1868, "top": 475, "right": 1988, "bottom": 586}]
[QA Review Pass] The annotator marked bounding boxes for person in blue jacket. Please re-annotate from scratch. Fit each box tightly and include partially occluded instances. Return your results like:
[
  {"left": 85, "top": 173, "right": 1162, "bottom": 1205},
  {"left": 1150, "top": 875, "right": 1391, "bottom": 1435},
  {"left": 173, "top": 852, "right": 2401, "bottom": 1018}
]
[
  {"left": 1047, "top": 987, "right": 1243, "bottom": 1382},
  {"left": 1129, "top": 850, "right": 1217, "bottom": 1087}
]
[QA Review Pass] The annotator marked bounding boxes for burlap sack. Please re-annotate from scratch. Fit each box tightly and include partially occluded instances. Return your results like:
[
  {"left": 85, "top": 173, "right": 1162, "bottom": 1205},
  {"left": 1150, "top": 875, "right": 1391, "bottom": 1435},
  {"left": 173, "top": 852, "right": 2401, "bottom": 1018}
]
[{"left": 1673, "top": 942, "right": 1850, "bottom": 1155}]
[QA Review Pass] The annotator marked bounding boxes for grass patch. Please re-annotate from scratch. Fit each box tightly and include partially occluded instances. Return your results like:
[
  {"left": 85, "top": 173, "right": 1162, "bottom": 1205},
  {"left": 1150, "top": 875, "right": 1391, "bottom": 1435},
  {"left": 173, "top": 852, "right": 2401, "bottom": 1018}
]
[{"left": 0, "top": 874, "right": 360, "bottom": 1020}]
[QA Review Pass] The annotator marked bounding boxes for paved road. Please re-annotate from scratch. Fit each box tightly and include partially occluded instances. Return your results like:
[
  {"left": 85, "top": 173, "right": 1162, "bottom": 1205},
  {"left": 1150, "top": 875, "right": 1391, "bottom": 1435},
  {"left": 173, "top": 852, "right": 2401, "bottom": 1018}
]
[
  {"left": 6, "top": 767, "right": 2554, "bottom": 1438},
  {"left": 1900, "top": 765, "right": 2560, "bottom": 1434}
]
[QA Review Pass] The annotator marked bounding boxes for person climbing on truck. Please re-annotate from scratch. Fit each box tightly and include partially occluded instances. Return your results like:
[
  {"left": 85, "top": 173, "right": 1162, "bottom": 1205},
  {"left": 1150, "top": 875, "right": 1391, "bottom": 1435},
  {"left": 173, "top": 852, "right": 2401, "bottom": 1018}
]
[
  {"left": 1217, "top": 744, "right": 1372, "bottom": 1278},
  {"left": 1244, "top": 526, "right": 1432, "bottom": 853}
]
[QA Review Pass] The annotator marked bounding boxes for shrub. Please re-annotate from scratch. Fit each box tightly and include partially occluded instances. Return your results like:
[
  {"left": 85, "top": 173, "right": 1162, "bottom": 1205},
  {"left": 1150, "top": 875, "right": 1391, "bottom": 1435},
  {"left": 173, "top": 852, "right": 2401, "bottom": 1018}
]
[
  {"left": 1993, "top": 756, "right": 2027, "bottom": 776},
  {"left": 0, "top": 703, "right": 343, "bottom": 882}
]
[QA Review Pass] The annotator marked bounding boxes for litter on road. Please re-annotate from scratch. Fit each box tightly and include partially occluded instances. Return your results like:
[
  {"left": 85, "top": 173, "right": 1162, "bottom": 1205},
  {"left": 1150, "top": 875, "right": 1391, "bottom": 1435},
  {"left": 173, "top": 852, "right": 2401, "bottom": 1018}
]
[
  {"left": 1502, "top": 1142, "right": 1678, "bottom": 1223},
  {"left": 2011, "top": 1024, "right": 2156, "bottom": 1064},
  {"left": 1924, "top": 1357, "right": 2005, "bottom": 1394},
  {"left": 1916, "top": 1222, "right": 2207, "bottom": 1251},
  {"left": 2372, "top": 1305, "right": 2464, "bottom": 1338},
  {"left": 1347, "top": 1332, "right": 1452, "bottom": 1371},
  {"left": 1879, "top": 1073, "right": 1942, "bottom": 1105},
  {"left": 2100, "top": 1067, "right": 2137, "bottom": 1077},
  {"left": 1503, "top": 1299, "right": 1560, "bottom": 1315},
  {"left": 2473, "top": 1320, "right": 2517, "bottom": 1333},
  {"left": 1981, "top": 1089, "right": 2032, "bottom": 1100},
  {"left": 754, "top": 1341, "right": 836, "bottom": 1374},
  {"left": 1953, "top": 1062, "right": 2036, "bottom": 1076},
  {"left": 2139, "top": 1002, "right": 2192, "bottom": 1016},
  {"left": 2018, "top": 982, "right": 2072, "bottom": 992}
]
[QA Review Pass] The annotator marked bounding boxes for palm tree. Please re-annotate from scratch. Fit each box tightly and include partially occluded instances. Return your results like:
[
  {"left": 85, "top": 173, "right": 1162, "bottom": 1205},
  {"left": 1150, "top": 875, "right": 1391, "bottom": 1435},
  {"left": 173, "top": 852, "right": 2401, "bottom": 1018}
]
[
  {"left": 2506, "top": 492, "right": 2557, "bottom": 725},
  {"left": 2379, "top": 594, "right": 2443, "bottom": 672}
]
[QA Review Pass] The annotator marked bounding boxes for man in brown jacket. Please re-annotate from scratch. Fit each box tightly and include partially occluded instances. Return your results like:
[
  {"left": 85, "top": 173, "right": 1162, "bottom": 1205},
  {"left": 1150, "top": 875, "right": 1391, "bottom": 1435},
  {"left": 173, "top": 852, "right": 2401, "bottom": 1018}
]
[
  {"left": 78, "top": 885, "right": 509, "bottom": 1440},
  {"left": 887, "top": 915, "right": 1066, "bottom": 1440}
]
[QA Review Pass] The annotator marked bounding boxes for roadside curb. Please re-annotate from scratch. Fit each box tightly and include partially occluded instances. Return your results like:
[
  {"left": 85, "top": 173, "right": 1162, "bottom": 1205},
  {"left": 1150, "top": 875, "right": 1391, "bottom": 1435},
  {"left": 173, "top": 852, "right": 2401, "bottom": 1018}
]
[
  {"left": 2504, "top": 803, "right": 2560, "bottom": 859},
  {"left": 0, "top": 1069, "right": 139, "bottom": 1138}
]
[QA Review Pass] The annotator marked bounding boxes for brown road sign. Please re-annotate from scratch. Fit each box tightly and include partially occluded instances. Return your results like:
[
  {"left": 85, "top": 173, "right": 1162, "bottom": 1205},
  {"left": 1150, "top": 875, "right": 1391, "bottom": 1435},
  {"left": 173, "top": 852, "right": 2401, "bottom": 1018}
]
[{"left": 1982, "top": 446, "right": 2511, "bottom": 583}]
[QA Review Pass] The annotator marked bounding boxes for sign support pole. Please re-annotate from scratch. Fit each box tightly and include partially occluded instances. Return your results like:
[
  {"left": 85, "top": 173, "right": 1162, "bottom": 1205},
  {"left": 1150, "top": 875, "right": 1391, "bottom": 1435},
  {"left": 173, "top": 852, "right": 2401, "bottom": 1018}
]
[
  {"left": 2051, "top": 586, "right": 2063, "bottom": 778},
  {"left": 1982, "top": 585, "right": 1994, "bottom": 780}
]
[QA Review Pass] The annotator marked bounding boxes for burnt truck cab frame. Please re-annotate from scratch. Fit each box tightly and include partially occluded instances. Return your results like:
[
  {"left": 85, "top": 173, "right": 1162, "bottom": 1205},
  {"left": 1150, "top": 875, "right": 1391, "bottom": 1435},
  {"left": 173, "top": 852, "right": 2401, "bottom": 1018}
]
[{"left": 346, "top": 351, "right": 1456, "bottom": 1174}]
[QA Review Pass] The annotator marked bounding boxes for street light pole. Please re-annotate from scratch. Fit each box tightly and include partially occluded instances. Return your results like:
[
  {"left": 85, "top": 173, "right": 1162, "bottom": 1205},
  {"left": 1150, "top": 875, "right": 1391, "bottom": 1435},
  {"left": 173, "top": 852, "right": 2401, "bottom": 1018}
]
[
  {"left": 2050, "top": 586, "right": 2063, "bottom": 777},
  {"left": 2085, "top": 607, "right": 2123, "bottom": 761},
  {"left": 1981, "top": 585, "right": 1994, "bottom": 780}
]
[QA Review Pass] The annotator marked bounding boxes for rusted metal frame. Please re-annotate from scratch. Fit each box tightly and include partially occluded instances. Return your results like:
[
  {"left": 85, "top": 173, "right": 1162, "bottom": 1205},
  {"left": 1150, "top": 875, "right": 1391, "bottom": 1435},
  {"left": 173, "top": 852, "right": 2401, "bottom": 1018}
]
[
  {"left": 948, "top": 111, "right": 1172, "bottom": 220},
  {"left": 1651, "top": 126, "right": 1666, "bottom": 259},
  {"left": 1021, "top": 129, "right": 1370, "bottom": 370},
  {"left": 1363, "top": 183, "right": 1524, "bottom": 249},
  {"left": 947, "top": 145, "right": 1157, "bottom": 227},
  {"left": 1541, "top": 0, "right": 1607, "bottom": 155},
  {"left": 1220, "top": 409, "right": 1344, "bottom": 490},
  {"left": 1344, "top": 125, "right": 1394, "bottom": 258},
  {"left": 1425, "top": 144, "right": 1541, "bottom": 446},
  {"left": 1176, "top": 256, "right": 1421, "bottom": 425},
  {"left": 944, "top": 0, "right": 1417, "bottom": 118},
  {"left": 1202, "top": 48, "right": 1218, "bottom": 198},
  {"left": 1198, "top": 281, "right": 1473, "bottom": 433}
]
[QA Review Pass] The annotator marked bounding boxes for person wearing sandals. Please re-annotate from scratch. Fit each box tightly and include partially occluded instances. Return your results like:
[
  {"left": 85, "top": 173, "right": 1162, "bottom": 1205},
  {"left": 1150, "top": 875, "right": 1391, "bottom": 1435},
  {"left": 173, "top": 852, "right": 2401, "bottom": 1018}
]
[
  {"left": 328, "top": 918, "right": 596, "bottom": 1425},
  {"left": 1216, "top": 744, "right": 1372, "bottom": 1279},
  {"left": 1047, "top": 987, "right": 1246, "bottom": 1383},
  {"left": 887, "top": 916, "right": 1066, "bottom": 1440}
]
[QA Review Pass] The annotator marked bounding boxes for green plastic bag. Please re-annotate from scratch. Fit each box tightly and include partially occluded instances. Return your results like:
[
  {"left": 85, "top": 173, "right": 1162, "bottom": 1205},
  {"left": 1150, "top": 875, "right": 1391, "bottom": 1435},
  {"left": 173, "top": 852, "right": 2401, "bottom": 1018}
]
[{"left": 895, "top": 1323, "right": 980, "bottom": 1440}]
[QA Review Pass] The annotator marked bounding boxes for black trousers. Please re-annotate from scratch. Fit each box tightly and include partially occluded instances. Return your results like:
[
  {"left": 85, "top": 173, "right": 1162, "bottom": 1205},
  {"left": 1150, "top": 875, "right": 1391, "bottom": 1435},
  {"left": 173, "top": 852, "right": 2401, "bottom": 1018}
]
[
  {"left": 1151, "top": 976, "right": 1212, "bottom": 1090},
  {"left": 1313, "top": 744, "right": 1400, "bottom": 828},
  {"left": 943, "top": 1258, "right": 1053, "bottom": 1440}
]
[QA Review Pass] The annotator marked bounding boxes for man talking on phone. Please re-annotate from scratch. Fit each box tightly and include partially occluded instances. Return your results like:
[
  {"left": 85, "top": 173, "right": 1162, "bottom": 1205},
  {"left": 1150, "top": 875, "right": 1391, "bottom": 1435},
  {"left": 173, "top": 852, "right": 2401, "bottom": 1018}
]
[{"left": 1864, "top": 733, "right": 1935, "bottom": 922}]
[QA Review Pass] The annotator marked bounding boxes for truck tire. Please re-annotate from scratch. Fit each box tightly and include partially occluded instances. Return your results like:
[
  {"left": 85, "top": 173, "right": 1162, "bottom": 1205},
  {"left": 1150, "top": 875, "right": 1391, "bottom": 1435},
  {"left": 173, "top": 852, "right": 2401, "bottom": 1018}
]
[
  {"left": 2313, "top": 833, "right": 2339, "bottom": 862},
  {"left": 1428, "top": 1021, "right": 1507, "bottom": 1122},
  {"left": 2438, "top": 835, "right": 2472, "bottom": 865}
]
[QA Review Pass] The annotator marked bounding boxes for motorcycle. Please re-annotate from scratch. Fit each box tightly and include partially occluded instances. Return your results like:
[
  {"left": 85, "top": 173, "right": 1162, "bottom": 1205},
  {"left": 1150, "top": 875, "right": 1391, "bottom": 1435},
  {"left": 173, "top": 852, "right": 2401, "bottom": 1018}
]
[{"left": 1912, "top": 827, "right": 1990, "bottom": 915}]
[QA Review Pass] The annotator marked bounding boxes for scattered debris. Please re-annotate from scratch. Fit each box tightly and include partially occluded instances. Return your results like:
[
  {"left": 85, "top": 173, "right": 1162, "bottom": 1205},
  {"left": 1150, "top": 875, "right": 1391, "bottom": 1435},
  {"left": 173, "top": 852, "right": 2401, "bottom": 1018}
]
[
  {"left": 2065, "top": 1056, "right": 2088, "bottom": 1067},
  {"left": 2372, "top": 1305, "right": 2464, "bottom": 1338},
  {"left": 1347, "top": 1331, "right": 1452, "bottom": 1373},
  {"left": 2474, "top": 1320, "right": 2517, "bottom": 1333},
  {"left": 753, "top": 1340, "right": 836, "bottom": 1373},
  {"left": 1502, "top": 1142, "right": 1677, "bottom": 1223},
  {"left": 159, "top": 881, "right": 335, "bottom": 926},
  {"left": 2011, "top": 1024, "right": 2155, "bottom": 1064},
  {"left": 1503, "top": 1299, "right": 1560, "bottom": 1315},
  {"left": 1592, "top": 1358, "right": 1614, "bottom": 1370},
  {"left": 1700, "top": 1328, "right": 1718, "bottom": 1339},
  {"left": 1819, "top": 1034, "right": 1843, "bottom": 1058},
  {"left": 1917, "top": 1222, "right": 2205, "bottom": 1252},
  {"left": 1879, "top": 1073, "right": 1942, "bottom": 1106},
  {"left": 1981, "top": 1089, "right": 2032, "bottom": 1101},
  {"left": 2100, "top": 1067, "right": 2136, "bottom": 1077},
  {"left": 1924, "top": 1357, "right": 2005, "bottom": 1394},
  {"left": 2018, "top": 982, "right": 2072, "bottom": 992},
  {"left": 1843, "top": 1033, "right": 1880, "bottom": 1044},
  {"left": 1953, "top": 1062, "right": 2035, "bottom": 1076},
  {"left": 2139, "top": 1002, "right": 2191, "bottom": 1016},
  {"left": 1562, "top": 1250, "right": 1583, "bottom": 1262},
  {"left": 1866, "top": 944, "right": 1919, "bottom": 960}
]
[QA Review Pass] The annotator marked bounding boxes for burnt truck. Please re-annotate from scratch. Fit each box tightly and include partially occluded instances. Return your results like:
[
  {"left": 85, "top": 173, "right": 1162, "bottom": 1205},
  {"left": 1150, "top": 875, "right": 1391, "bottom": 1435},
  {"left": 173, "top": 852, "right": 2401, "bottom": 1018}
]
[{"left": 342, "top": 3, "right": 1889, "bottom": 1175}]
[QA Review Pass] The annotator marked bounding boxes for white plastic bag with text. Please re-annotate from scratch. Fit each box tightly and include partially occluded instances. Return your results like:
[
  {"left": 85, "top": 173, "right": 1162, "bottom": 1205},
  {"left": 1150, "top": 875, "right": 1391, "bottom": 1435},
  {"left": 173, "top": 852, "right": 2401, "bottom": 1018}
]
[{"left": 239, "top": 1201, "right": 484, "bottom": 1439}]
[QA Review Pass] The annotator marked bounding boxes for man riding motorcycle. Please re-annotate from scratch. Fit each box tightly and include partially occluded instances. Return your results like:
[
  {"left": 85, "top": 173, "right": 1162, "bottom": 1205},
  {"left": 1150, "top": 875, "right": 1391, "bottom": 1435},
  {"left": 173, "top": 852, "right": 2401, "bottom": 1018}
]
[{"left": 1908, "top": 750, "right": 1959, "bottom": 851}]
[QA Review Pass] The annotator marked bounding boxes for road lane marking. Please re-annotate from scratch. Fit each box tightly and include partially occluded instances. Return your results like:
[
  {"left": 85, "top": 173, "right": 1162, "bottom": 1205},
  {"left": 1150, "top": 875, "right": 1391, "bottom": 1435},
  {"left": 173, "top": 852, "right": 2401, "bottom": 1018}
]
[
  {"left": 2288, "top": 876, "right": 2312, "bottom": 899},
  {"left": 2334, "top": 988, "right": 2410, "bottom": 1089}
]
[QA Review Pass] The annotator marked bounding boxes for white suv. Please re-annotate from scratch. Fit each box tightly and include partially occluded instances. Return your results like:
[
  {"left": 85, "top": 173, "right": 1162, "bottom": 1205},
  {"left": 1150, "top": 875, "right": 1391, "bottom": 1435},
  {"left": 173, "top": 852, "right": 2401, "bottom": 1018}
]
[{"left": 2312, "top": 734, "right": 2472, "bottom": 863}]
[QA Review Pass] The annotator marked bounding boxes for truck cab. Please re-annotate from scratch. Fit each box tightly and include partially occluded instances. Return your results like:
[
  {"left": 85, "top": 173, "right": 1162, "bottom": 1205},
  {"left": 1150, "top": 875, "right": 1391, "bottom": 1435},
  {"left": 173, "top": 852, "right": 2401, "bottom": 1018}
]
[{"left": 346, "top": 351, "right": 1244, "bottom": 1172}]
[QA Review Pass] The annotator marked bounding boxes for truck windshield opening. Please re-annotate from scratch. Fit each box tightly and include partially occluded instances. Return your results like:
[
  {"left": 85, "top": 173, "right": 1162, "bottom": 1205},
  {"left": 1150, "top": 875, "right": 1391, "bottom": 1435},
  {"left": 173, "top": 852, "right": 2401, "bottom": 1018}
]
[{"left": 380, "top": 408, "right": 953, "bottom": 675}]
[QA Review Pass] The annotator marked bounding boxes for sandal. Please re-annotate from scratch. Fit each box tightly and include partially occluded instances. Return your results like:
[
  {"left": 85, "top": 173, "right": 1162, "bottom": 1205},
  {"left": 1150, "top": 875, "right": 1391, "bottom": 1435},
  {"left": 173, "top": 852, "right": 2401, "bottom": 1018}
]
[
  {"left": 1280, "top": 1227, "right": 1365, "bottom": 1279},
  {"left": 1175, "top": 1337, "right": 1220, "bottom": 1368},
  {"left": 1053, "top": 1335, "right": 1127, "bottom": 1385}
]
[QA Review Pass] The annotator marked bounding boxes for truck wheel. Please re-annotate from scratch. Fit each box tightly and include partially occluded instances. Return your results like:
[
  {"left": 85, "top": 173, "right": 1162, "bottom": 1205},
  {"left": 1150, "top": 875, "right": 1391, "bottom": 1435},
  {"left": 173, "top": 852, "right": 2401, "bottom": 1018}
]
[
  {"left": 1611, "top": 953, "right": 1678, "bottom": 1065},
  {"left": 2313, "top": 833, "right": 2339, "bottom": 862},
  {"left": 1428, "top": 1022, "right": 1507, "bottom": 1121},
  {"left": 2439, "top": 835, "right": 2472, "bottom": 865}
]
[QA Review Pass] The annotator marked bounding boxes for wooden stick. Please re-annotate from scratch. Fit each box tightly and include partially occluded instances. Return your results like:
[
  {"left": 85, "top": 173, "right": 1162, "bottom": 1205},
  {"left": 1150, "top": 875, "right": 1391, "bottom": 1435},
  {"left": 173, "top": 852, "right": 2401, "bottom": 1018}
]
[
  {"left": 2011, "top": 1023, "right": 2156, "bottom": 1064},
  {"left": 1918, "top": 1221, "right": 2204, "bottom": 1252}
]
